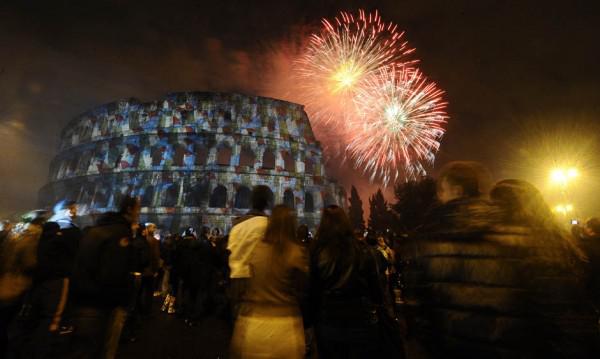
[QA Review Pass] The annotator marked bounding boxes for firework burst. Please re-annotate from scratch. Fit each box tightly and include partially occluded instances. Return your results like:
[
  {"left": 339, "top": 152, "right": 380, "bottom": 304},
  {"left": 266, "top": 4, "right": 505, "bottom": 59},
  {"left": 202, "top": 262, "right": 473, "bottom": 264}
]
[
  {"left": 347, "top": 67, "right": 448, "bottom": 185},
  {"left": 294, "top": 9, "right": 415, "bottom": 127}
]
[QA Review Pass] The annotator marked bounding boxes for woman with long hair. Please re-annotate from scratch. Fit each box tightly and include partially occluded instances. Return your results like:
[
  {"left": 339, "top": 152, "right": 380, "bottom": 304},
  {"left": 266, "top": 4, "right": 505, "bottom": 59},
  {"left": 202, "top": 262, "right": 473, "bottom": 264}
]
[
  {"left": 309, "top": 205, "right": 387, "bottom": 358},
  {"left": 230, "top": 205, "right": 308, "bottom": 359},
  {"left": 489, "top": 179, "right": 599, "bottom": 357}
]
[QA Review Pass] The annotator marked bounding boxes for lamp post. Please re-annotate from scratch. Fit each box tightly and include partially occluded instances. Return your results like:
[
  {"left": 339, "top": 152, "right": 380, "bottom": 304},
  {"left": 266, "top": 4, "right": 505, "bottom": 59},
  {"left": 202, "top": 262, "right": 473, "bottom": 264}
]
[{"left": 550, "top": 167, "right": 579, "bottom": 223}]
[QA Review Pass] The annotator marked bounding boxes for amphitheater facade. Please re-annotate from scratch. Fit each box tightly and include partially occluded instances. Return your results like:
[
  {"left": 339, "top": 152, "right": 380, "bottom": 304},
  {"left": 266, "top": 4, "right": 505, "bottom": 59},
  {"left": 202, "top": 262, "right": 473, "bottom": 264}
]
[{"left": 38, "top": 92, "right": 346, "bottom": 233}]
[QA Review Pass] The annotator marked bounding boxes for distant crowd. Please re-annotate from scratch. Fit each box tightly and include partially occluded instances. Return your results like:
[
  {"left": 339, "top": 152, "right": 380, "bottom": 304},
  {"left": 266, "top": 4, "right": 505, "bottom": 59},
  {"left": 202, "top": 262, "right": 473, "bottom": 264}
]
[{"left": 1, "top": 161, "right": 600, "bottom": 358}]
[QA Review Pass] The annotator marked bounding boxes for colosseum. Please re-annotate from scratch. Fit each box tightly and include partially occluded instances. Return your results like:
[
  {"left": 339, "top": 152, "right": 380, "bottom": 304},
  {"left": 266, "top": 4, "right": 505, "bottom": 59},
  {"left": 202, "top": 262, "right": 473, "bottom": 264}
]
[{"left": 38, "top": 92, "right": 346, "bottom": 233}]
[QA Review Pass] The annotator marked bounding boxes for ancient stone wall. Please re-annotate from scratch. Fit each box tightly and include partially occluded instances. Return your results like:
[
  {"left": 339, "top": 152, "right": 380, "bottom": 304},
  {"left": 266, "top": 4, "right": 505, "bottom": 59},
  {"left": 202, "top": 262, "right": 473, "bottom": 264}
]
[{"left": 39, "top": 92, "right": 346, "bottom": 232}]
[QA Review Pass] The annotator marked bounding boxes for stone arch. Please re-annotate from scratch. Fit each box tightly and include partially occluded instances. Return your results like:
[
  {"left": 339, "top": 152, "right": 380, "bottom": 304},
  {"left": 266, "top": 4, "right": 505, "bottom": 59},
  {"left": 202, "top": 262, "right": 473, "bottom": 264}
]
[
  {"left": 195, "top": 143, "right": 208, "bottom": 166},
  {"left": 163, "top": 184, "right": 179, "bottom": 207},
  {"left": 234, "top": 186, "right": 252, "bottom": 209},
  {"left": 184, "top": 180, "right": 209, "bottom": 207},
  {"left": 172, "top": 144, "right": 186, "bottom": 167},
  {"left": 216, "top": 145, "right": 232, "bottom": 166},
  {"left": 304, "top": 192, "right": 314, "bottom": 213},
  {"left": 322, "top": 191, "right": 336, "bottom": 207},
  {"left": 282, "top": 150, "right": 295, "bottom": 172},
  {"left": 209, "top": 185, "right": 227, "bottom": 208},
  {"left": 262, "top": 150, "right": 275, "bottom": 169},
  {"left": 304, "top": 157, "right": 315, "bottom": 175},
  {"left": 239, "top": 146, "right": 255, "bottom": 167},
  {"left": 141, "top": 185, "right": 155, "bottom": 207},
  {"left": 283, "top": 189, "right": 295, "bottom": 209}
]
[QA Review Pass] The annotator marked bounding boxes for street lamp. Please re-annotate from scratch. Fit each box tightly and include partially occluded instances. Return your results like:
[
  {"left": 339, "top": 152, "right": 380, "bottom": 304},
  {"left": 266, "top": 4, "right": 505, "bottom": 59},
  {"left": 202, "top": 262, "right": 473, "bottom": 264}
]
[{"left": 550, "top": 167, "right": 578, "bottom": 187}]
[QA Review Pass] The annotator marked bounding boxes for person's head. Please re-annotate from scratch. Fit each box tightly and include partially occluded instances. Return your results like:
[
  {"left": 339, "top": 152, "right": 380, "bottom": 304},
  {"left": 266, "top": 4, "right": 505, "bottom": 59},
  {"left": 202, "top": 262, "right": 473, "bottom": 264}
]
[
  {"left": 315, "top": 205, "right": 355, "bottom": 248},
  {"left": 135, "top": 223, "right": 146, "bottom": 238},
  {"left": 297, "top": 224, "right": 309, "bottom": 242},
  {"left": 0, "top": 220, "right": 12, "bottom": 232},
  {"left": 119, "top": 196, "right": 141, "bottom": 224},
  {"left": 584, "top": 218, "right": 600, "bottom": 239},
  {"left": 145, "top": 222, "right": 157, "bottom": 237},
  {"left": 251, "top": 185, "right": 272, "bottom": 212},
  {"left": 437, "top": 161, "right": 491, "bottom": 203},
  {"left": 264, "top": 205, "right": 297, "bottom": 246},
  {"left": 53, "top": 200, "right": 77, "bottom": 220},
  {"left": 490, "top": 179, "right": 556, "bottom": 229}
]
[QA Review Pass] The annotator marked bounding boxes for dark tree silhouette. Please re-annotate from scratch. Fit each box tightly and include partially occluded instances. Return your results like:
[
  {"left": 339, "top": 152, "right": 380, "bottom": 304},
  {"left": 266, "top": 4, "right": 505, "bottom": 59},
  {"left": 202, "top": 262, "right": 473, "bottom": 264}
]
[
  {"left": 348, "top": 185, "right": 365, "bottom": 231},
  {"left": 392, "top": 177, "right": 438, "bottom": 233},
  {"left": 368, "top": 189, "right": 393, "bottom": 233}
]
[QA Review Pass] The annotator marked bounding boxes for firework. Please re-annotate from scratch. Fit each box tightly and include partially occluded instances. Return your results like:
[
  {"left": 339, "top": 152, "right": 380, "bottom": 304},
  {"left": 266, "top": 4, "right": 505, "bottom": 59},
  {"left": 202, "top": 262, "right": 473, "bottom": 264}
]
[
  {"left": 347, "top": 67, "right": 448, "bottom": 185},
  {"left": 294, "top": 9, "right": 415, "bottom": 127}
]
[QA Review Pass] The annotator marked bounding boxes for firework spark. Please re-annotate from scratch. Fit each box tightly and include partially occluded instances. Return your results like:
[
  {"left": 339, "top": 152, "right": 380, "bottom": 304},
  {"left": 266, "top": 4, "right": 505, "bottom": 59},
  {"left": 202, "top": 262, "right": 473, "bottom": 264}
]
[
  {"left": 347, "top": 67, "right": 448, "bottom": 185},
  {"left": 294, "top": 9, "right": 415, "bottom": 127}
]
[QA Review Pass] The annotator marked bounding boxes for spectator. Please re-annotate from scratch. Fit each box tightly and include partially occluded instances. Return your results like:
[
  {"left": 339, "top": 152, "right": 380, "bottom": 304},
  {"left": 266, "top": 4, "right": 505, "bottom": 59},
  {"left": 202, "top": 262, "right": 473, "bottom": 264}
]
[
  {"left": 69, "top": 196, "right": 140, "bottom": 359},
  {"left": 227, "top": 185, "right": 271, "bottom": 321},
  {"left": 230, "top": 205, "right": 308, "bottom": 359},
  {"left": 309, "top": 205, "right": 390, "bottom": 358}
]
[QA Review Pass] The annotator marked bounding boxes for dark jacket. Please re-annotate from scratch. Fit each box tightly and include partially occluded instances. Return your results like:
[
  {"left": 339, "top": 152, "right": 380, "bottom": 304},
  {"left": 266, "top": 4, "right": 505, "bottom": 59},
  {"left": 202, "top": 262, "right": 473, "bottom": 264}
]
[
  {"left": 35, "top": 221, "right": 82, "bottom": 282},
  {"left": 70, "top": 212, "right": 135, "bottom": 308},
  {"left": 403, "top": 198, "right": 599, "bottom": 358},
  {"left": 309, "top": 238, "right": 383, "bottom": 327}
]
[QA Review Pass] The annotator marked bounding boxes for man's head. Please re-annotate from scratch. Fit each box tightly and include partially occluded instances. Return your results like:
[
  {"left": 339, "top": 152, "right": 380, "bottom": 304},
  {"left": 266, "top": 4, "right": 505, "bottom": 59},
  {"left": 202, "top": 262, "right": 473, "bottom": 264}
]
[
  {"left": 584, "top": 217, "right": 600, "bottom": 239},
  {"left": 437, "top": 161, "right": 491, "bottom": 204},
  {"left": 251, "top": 185, "right": 272, "bottom": 212},
  {"left": 119, "top": 196, "right": 141, "bottom": 224},
  {"left": 0, "top": 220, "right": 12, "bottom": 232},
  {"left": 145, "top": 222, "right": 157, "bottom": 237}
]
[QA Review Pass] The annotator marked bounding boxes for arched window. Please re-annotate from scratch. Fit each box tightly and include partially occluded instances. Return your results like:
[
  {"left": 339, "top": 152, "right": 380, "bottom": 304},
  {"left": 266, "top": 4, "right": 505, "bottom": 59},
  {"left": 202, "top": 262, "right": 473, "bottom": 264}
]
[
  {"left": 283, "top": 189, "right": 295, "bottom": 209},
  {"left": 209, "top": 185, "right": 227, "bottom": 208},
  {"left": 323, "top": 192, "right": 336, "bottom": 207},
  {"left": 94, "top": 190, "right": 110, "bottom": 209},
  {"left": 172, "top": 144, "right": 186, "bottom": 167},
  {"left": 304, "top": 158, "right": 315, "bottom": 175},
  {"left": 195, "top": 144, "right": 208, "bottom": 166},
  {"left": 262, "top": 150, "right": 275, "bottom": 169},
  {"left": 184, "top": 180, "right": 209, "bottom": 207},
  {"left": 234, "top": 186, "right": 251, "bottom": 209},
  {"left": 239, "top": 147, "right": 255, "bottom": 167},
  {"left": 282, "top": 151, "right": 295, "bottom": 172},
  {"left": 304, "top": 192, "right": 314, "bottom": 212},
  {"left": 141, "top": 186, "right": 155, "bottom": 207},
  {"left": 217, "top": 146, "right": 232, "bottom": 166},
  {"left": 151, "top": 146, "right": 164, "bottom": 166},
  {"left": 163, "top": 184, "right": 179, "bottom": 207}
]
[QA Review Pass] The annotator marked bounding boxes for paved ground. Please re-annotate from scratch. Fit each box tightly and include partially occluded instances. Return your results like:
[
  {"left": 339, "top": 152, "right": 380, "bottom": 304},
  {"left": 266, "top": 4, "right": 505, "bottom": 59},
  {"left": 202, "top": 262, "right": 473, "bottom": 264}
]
[{"left": 117, "top": 302, "right": 232, "bottom": 359}]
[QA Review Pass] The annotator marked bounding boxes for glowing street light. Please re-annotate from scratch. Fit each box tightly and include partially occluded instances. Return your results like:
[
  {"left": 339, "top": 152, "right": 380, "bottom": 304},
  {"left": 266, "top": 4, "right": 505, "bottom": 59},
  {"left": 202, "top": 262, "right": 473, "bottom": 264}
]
[
  {"left": 549, "top": 167, "right": 579, "bottom": 187},
  {"left": 554, "top": 204, "right": 574, "bottom": 215}
]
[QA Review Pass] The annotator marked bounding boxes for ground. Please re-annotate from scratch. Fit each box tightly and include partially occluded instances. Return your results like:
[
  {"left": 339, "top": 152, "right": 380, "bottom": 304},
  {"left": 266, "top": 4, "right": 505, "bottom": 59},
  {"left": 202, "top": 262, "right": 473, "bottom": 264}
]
[{"left": 117, "top": 302, "right": 231, "bottom": 359}]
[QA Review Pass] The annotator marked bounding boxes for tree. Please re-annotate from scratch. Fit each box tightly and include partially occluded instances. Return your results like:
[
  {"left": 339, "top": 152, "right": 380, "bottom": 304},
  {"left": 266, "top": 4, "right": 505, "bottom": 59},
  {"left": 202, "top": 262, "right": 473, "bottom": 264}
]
[
  {"left": 348, "top": 185, "right": 365, "bottom": 231},
  {"left": 392, "top": 177, "right": 438, "bottom": 233},
  {"left": 368, "top": 189, "right": 393, "bottom": 233}
]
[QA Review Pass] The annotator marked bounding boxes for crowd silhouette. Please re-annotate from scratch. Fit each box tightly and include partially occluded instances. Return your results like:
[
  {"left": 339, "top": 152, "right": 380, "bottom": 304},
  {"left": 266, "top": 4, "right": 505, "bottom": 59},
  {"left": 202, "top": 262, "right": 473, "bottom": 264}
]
[{"left": 1, "top": 161, "right": 600, "bottom": 358}]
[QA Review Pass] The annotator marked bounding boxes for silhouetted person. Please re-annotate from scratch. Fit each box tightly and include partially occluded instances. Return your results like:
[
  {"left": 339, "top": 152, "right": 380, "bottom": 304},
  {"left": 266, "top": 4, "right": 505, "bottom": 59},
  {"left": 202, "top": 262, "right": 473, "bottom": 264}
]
[
  {"left": 575, "top": 218, "right": 600, "bottom": 313},
  {"left": 309, "top": 206, "right": 390, "bottom": 358},
  {"left": 69, "top": 196, "right": 140, "bottom": 359}
]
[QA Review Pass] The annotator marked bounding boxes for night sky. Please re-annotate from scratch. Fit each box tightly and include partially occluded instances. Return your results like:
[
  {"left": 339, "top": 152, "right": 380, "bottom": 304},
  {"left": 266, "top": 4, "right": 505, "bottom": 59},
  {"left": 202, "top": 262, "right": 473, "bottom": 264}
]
[{"left": 1, "top": 0, "right": 599, "bottom": 219}]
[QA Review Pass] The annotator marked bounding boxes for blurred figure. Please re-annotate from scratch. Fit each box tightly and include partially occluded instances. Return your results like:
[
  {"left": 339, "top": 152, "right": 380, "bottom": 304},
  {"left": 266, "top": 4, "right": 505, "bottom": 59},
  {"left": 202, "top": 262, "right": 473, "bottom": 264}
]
[
  {"left": 230, "top": 205, "right": 308, "bottom": 359},
  {"left": 1, "top": 212, "right": 47, "bottom": 358},
  {"left": 296, "top": 224, "right": 311, "bottom": 246},
  {"left": 180, "top": 227, "right": 216, "bottom": 327},
  {"left": 227, "top": 185, "right": 272, "bottom": 321},
  {"left": 161, "top": 234, "right": 179, "bottom": 314},
  {"left": 309, "top": 206, "right": 390, "bottom": 358},
  {"left": 139, "top": 222, "right": 160, "bottom": 316},
  {"left": 574, "top": 217, "right": 600, "bottom": 310},
  {"left": 69, "top": 196, "right": 139, "bottom": 359},
  {"left": 13, "top": 201, "right": 83, "bottom": 357}
]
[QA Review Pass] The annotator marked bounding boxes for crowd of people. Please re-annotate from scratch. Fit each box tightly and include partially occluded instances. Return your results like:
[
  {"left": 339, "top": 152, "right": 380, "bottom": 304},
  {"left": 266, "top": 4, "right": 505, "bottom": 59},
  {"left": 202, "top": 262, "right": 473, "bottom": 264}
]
[{"left": 1, "top": 161, "right": 600, "bottom": 358}]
